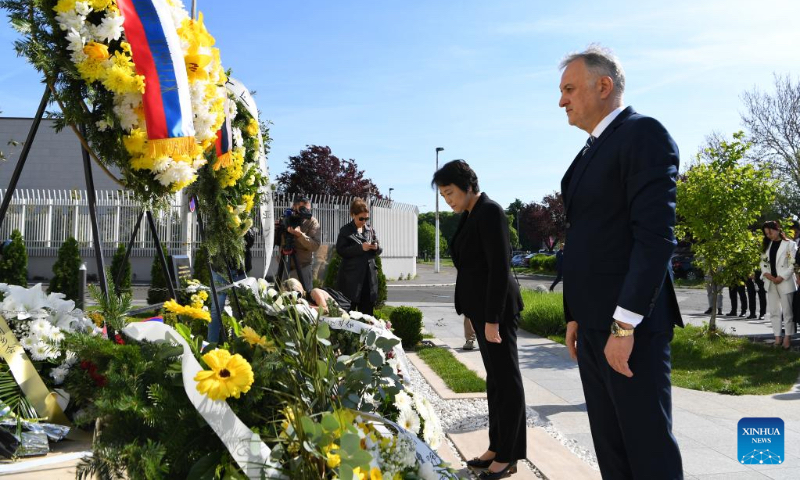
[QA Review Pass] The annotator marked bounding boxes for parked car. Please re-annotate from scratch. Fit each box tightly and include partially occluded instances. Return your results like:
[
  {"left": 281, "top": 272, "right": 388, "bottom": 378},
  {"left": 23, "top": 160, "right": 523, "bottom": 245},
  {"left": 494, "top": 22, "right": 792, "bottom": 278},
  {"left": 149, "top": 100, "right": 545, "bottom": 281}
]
[
  {"left": 672, "top": 255, "right": 703, "bottom": 280},
  {"left": 537, "top": 249, "right": 556, "bottom": 256},
  {"left": 511, "top": 253, "right": 528, "bottom": 267}
]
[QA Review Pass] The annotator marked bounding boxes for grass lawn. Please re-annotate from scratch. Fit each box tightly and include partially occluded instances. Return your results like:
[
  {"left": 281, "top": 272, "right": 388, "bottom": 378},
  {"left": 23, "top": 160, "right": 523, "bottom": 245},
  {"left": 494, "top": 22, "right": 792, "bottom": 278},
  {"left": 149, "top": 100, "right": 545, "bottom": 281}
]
[
  {"left": 374, "top": 305, "right": 396, "bottom": 320},
  {"left": 417, "top": 258, "right": 455, "bottom": 268},
  {"left": 517, "top": 288, "right": 800, "bottom": 395},
  {"left": 671, "top": 324, "right": 800, "bottom": 395},
  {"left": 416, "top": 346, "right": 486, "bottom": 393},
  {"left": 674, "top": 278, "right": 705, "bottom": 289}
]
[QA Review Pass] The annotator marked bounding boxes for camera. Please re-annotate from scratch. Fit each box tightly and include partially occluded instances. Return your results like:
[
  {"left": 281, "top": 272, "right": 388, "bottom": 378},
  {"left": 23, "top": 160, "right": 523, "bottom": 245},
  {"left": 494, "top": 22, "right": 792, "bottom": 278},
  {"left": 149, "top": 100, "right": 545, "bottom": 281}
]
[{"left": 282, "top": 206, "right": 312, "bottom": 229}]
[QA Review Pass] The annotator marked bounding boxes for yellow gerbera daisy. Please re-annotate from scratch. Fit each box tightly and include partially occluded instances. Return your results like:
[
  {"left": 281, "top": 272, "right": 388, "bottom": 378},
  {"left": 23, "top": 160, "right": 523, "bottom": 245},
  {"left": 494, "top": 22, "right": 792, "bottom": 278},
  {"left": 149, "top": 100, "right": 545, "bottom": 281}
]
[
  {"left": 194, "top": 349, "right": 254, "bottom": 401},
  {"left": 369, "top": 467, "right": 382, "bottom": 480},
  {"left": 240, "top": 326, "right": 267, "bottom": 348}
]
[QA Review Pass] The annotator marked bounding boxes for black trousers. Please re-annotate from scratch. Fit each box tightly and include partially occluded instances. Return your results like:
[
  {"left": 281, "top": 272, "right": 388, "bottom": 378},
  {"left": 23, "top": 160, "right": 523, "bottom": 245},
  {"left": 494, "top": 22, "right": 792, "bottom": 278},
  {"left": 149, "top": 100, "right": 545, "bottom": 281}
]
[
  {"left": 746, "top": 277, "right": 767, "bottom": 317},
  {"left": 728, "top": 284, "right": 747, "bottom": 313},
  {"left": 577, "top": 327, "right": 683, "bottom": 480},
  {"left": 471, "top": 317, "right": 527, "bottom": 463},
  {"left": 550, "top": 271, "right": 563, "bottom": 291},
  {"left": 351, "top": 268, "right": 374, "bottom": 316}
]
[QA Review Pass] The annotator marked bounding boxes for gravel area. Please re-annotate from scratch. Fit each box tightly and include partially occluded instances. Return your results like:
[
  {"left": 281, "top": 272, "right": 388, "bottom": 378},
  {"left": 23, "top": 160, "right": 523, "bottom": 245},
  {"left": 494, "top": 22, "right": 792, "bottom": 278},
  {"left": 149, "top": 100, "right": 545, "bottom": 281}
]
[{"left": 405, "top": 356, "right": 599, "bottom": 476}]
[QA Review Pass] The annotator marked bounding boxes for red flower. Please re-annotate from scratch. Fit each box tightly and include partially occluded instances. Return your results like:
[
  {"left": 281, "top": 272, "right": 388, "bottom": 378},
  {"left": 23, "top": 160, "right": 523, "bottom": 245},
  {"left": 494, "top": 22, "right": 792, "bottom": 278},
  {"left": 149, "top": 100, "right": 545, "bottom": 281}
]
[{"left": 114, "top": 334, "right": 125, "bottom": 345}]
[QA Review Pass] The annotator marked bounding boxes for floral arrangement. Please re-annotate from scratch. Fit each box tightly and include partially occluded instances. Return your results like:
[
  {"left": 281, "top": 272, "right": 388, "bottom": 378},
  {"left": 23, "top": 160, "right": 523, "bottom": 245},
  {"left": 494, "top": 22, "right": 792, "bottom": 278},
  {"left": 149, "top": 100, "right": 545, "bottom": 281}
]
[
  {"left": 2, "top": 0, "right": 228, "bottom": 204},
  {"left": 48, "top": 277, "right": 456, "bottom": 479},
  {"left": 0, "top": 283, "right": 100, "bottom": 390}
]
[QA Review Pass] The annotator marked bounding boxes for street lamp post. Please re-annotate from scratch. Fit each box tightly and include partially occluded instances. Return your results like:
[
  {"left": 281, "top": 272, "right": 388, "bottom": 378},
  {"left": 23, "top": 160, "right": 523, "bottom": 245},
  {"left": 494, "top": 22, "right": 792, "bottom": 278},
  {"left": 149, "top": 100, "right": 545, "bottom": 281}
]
[
  {"left": 388, "top": 188, "right": 394, "bottom": 200},
  {"left": 435, "top": 147, "right": 444, "bottom": 273}
]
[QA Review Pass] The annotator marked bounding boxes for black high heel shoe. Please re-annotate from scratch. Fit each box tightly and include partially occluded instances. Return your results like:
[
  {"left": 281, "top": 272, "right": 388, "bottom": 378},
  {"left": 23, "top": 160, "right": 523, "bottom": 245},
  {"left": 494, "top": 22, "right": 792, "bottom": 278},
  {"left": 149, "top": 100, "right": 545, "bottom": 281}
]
[
  {"left": 466, "top": 457, "right": 494, "bottom": 469},
  {"left": 478, "top": 461, "right": 517, "bottom": 479}
]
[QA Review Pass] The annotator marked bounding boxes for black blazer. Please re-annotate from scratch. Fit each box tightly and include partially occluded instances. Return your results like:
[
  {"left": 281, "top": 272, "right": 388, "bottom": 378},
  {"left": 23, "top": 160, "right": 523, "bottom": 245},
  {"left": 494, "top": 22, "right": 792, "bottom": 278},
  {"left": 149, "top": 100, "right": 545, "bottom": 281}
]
[
  {"left": 335, "top": 221, "right": 382, "bottom": 304},
  {"left": 560, "top": 106, "right": 682, "bottom": 332},
  {"left": 451, "top": 193, "right": 523, "bottom": 324}
]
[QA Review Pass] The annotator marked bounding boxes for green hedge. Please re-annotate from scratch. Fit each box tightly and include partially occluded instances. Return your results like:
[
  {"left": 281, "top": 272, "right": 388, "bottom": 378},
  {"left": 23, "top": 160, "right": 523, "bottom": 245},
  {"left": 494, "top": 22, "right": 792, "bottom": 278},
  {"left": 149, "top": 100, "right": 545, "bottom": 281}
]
[
  {"left": 147, "top": 243, "right": 172, "bottom": 304},
  {"left": 519, "top": 289, "right": 565, "bottom": 338},
  {"left": 390, "top": 306, "right": 423, "bottom": 349},
  {"left": 49, "top": 237, "right": 81, "bottom": 302},
  {"left": 528, "top": 254, "right": 557, "bottom": 272},
  {"left": 0, "top": 229, "right": 27, "bottom": 286},
  {"left": 110, "top": 244, "right": 132, "bottom": 295}
]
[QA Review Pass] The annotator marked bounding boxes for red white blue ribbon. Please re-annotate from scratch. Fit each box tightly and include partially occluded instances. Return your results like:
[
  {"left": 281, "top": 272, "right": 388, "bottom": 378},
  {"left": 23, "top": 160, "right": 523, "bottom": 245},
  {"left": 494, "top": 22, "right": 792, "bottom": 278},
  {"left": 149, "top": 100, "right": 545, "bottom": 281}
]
[
  {"left": 117, "top": 0, "right": 195, "bottom": 157},
  {"left": 214, "top": 97, "right": 233, "bottom": 170}
]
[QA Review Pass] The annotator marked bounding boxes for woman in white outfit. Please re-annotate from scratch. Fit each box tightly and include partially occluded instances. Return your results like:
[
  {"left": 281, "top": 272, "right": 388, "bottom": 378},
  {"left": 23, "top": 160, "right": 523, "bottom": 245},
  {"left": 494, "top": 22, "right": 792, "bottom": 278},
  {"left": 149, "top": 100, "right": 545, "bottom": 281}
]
[{"left": 761, "top": 221, "right": 797, "bottom": 349}]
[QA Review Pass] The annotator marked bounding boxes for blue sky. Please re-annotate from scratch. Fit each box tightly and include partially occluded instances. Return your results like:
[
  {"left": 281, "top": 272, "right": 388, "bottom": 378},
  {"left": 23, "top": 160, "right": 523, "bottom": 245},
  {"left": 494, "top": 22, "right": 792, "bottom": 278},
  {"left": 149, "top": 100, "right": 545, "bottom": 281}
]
[{"left": 1, "top": 0, "right": 799, "bottom": 212}]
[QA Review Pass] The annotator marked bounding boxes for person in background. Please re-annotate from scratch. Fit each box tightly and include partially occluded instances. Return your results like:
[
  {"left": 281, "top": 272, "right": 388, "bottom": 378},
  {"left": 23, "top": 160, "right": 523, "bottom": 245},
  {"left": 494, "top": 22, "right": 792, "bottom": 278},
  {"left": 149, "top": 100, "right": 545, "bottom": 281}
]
[
  {"left": 761, "top": 220, "right": 797, "bottom": 349},
  {"left": 550, "top": 242, "right": 565, "bottom": 291},
  {"left": 726, "top": 278, "right": 747, "bottom": 317},
  {"left": 336, "top": 199, "right": 382, "bottom": 316},
  {"left": 282, "top": 278, "right": 352, "bottom": 314},
  {"left": 704, "top": 270, "right": 723, "bottom": 316},
  {"left": 285, "top": 196, "right": 321, "bottom": 291},
  {"left": 745, "top": 270, "right": 767, "bottom": 320},
  {"left": 463, "top": 315, "right": 477, "bottom": 350}
]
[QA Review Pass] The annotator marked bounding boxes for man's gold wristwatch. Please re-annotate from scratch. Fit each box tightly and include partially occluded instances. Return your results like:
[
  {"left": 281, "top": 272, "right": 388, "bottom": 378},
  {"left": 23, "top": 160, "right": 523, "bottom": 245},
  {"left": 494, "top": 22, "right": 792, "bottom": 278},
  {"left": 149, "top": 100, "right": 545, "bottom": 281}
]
[{"left": 611, "top": 321, "right": 635, "bottom": 338}]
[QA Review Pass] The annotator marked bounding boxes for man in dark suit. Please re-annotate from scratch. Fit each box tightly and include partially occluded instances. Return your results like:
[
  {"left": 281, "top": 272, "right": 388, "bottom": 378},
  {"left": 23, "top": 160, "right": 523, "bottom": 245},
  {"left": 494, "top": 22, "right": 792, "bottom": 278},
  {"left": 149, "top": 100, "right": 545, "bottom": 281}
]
[{"left": 558, "top": 46, "right": 684, "bottom": 479}]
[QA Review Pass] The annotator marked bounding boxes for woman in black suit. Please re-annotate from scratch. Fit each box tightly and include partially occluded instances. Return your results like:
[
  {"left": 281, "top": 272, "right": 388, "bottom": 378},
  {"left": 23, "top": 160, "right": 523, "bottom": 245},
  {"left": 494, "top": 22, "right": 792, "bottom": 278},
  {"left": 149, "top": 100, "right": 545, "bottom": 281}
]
[
  {"left": 432, "top": 160, "right": 526, "bottom": 479},
  {"left": 335, "top": 198, "right": 382, "bottom": 315}
]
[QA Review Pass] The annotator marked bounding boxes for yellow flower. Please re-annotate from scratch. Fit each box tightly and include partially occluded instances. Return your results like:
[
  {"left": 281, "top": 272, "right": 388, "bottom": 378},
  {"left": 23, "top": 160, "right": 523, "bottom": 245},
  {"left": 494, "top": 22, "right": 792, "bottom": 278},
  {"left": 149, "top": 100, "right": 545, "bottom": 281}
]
[
  {"left": 369, "top": 467, "right": 382, "bottom": 480},
  {"left": 242, "top": 194, "right": 255, "bottom": 213},
  {"left": 83, "top": 42, "right": 110, "bottom": 61},
  {"left": 163, "top": 299, "right": 211, "bottom": 322},
  {"left": 326, "top": 452, "right": 341, "bottom": 469},
  {"left": 130, "top": 155, "right": 156, "bottom": 171},
  {"left": 198, "top": 291, "right": 209, "bottom": 301},
  {"left": 245, "top": 118, "right": 259, "bottom": 137},
  {"left": 185, "top": 51, "right": 212, "bottom": 83},
  {"left": 76, "top": 58, "right": 107, "bottom": 83},
  {"left": 53, "top": 0, "right": 77, "bottom": 14},
  {"left": 89, "top": 0, "right": 112, "bottom": 11},
  {"left": 194, "top": 349, "right": 254, "bottom": 401},
  {"left": 124, "top": 129, "right": 148, "bottom": 155},
  {"left": 102, "top": 65, "right": 140, "bottom": 94},
  {"left": 240, "top": 326, "right": 267, "bottom": 348},
  {"left": 352, "top": 467, "right": 366, "bottom": 480}
]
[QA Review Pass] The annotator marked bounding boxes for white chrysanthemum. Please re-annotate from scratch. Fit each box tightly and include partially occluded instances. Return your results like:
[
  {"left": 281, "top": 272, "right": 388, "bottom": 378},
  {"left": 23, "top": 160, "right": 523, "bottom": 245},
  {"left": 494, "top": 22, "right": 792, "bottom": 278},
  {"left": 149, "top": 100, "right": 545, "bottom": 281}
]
[
  {"left": 113, "top": 101, "right": 140, "bottom": 131},
  {"left": 226, "top": 99, "right": 238, "bottom": 119},
  {"left": 20, "top": 335, "right": 37, "bottom": 350},
  {"left": 393, "top": 390, "right": 412, "bottom": 413},
  {"left": 55, "top": 10, "right": 87, "bottom": 35},
  {"left": 92, "top": 10, "right": 124, "bottom": 43},
  {"left": 65, "top": 28, "right": 87, "bottom": 63},
  {"left": 64, "top": 350, "right": 78, "bottom": 367},
  {"left": 30, "top": 342, "right": 52, "bottom": 361},
  {"left": 29, "top": 318, "right": 51, "bottom": 337},
  {"left": 74, "top": 1, "right": 92, "bottom": 16},
  {"left": 51, "top": 330, "right": 66, "bottom": 343},
  {"left": 154, "top": 161, "right": 194, "bottom": 186},
  {"left": 232, "top": 127, "right": 243, "bottom": 149},
  {"left": 191, "top": 158, "right": 207, "bottom": 170},
  {"left": 397, "top": 408, "right": 420, "bottom": 435},
  {"left": 95, "top": 119, "right": 110, "bottom": 131},
  {"left": 151, "top": 156, "right": 172, "bottom": 173}
]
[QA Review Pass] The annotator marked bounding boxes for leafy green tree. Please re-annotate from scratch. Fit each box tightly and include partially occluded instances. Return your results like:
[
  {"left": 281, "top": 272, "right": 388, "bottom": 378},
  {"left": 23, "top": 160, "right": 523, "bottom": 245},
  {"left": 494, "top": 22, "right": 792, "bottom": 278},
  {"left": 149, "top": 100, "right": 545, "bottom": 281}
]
[
  {"left": 507, "top": 214, "right": 521, "bottom": 250},
  {"left": 110, "top": 244, "right": 132, "bottom": 295},
  {"left": 48, "top": 237, "right": 81, "bottom": 301},
  {"left": 677, "top": 131, "right": 776, "bottom": 331},
  {"left": 417, "top": 211, "right": 459, "bottom": 252},
  {"left": 192, "top": 244, "right": 212, "bottom": 287},
  {"left": 147, "top": 243, "right": 173, "bottom": 304},
  {"left": 417, "top": 222, "right": 448, "bottom": 260},
  {"left": 375, "top": 255, "right": 387, "bottom": 307},
  {"left": 0, "top": 229, "right": 27, "bottom": 286}
]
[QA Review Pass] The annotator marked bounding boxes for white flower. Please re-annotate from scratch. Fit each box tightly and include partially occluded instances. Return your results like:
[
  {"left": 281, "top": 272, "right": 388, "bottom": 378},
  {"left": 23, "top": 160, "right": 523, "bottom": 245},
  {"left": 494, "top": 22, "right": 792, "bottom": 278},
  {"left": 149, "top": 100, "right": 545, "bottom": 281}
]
[
  {"left": 154, "top": 161, "right": 195, "bottom": 187},
  {"left": 232, "top": 127, "right": 243, "bottom": 149},
  {"left": 92, "top": 10, "right": 124, "bottom": 42},
  {"left": 65, "top": 28, "right": 87, "bottom": 64},
  {"left": 29, "top": 318, "right": 51, "bottom": 337},
  {"left": 418, "top": 462, "right": 438, "bottom": 480},
  {"left": 51, "top": 330, "right": 66, "bottom": 343},
  {"left": 394, "top": 390, "right": 412, "bottom": 411},
  {"left": 396, "top": 408, "right": 420, "bottom": 435},
  {"left": 256, "top": 278, "right": 269, "bottom": 293},
  {"left": 349, "top": 311, "right": 364, "bottom": 320},
  {"left": 30, "top": 342, "right": 53, "bottom": 361},
  {"left": 223, "top": 305, "right": 233, "bottom": 317},
  {"left": 74, "top": 1, "right": 91, "bottom": 16},
  {"left": 49, "top": 366, "right": 69, "bottom": 385},
  {"left": 96, "top": 119, "right": 109, "bottom": 131},
  {"left": 152, "top": 156, "right": 172, "bottom": 174},
  {"left": 20, "top": 335, "right": 37, "bottom": 350},
  {"left": 55, "top": 10, "right": 87, "bottom": 35},
  {"left": 361, "top": 392, "right": 375, "bottom": 406},
  {"left": 64, "top": 350, "right": 78, "bottom": 367}
]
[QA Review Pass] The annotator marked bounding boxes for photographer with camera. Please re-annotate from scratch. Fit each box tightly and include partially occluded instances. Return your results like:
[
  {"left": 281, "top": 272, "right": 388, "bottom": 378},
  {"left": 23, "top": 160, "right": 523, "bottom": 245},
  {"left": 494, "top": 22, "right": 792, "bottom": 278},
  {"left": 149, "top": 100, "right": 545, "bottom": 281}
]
[
  {"left": 276, "top": 196, "right": 320, "bottom": 292},
  {"left": 335, "top": 198, "right": 382, "bottom": 316}
]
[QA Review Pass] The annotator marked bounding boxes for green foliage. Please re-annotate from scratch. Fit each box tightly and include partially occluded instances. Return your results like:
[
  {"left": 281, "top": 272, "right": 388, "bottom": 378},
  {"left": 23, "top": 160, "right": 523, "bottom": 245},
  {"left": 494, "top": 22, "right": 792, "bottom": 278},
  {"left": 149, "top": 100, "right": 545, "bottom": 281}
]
[
  {"left": 324, "top": 251, "right": 341, "bottom": 288},
  {"left": 110, "top": 244, "right": 132, "bottom": 295},
  {"left": 527, "top": 254, "right": 557, "bottom": 272},
  {"left": 519, "top": 290, "right": 565, "bottom": 338},
  {"left": 89, "top": 274, "right": 132, "bottom": 332},
  {"left": 192, "top": 244, "right": 212, "bottom": 288},
  {"left": 507, "top": 214, "right": 520, "bottom": 251},
  {"left": 375, "top": 255, "right": 387, "bottom": 307},
  {"left": 416, "top": 346, "right": 486, "bottom": 393},
  {"left": 418, "top": 211, "right": 459, "bottom": 252},
  {"left": 676, "top": 132, "right": 776, "bottom": 330},
  {"left": 147, "top": 243, "right": 172, "bottom": 304},
  {"left": 389, "top": 306, "right": 423, "bottom": 349},
  {"left": 48, "top": 237, "right": 81, "bottom": 301},
  {"left": 0, "top": 229, "right": 27, "bottom": 286},
  {"left": 417, "top": 222, "right": 448, "bottom": 259}
]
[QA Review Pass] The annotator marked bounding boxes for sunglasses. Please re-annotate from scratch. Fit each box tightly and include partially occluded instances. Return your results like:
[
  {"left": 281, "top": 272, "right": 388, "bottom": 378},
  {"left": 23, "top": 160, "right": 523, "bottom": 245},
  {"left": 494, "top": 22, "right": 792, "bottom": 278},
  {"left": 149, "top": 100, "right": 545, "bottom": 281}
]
[{"left": 357, "top": 216, "right": 370, "bottom": 222}]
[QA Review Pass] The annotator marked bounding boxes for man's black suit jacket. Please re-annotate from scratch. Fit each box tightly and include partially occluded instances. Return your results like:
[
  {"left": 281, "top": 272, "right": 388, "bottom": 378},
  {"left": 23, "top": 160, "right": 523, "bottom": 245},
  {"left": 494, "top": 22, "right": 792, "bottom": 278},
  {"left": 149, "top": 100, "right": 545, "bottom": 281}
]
[
  {"left": 451, "top": 193, "right": 523, "bottom": 324},
  {"left": 560, "top": 106, "right": 683, "bottom": 332}
]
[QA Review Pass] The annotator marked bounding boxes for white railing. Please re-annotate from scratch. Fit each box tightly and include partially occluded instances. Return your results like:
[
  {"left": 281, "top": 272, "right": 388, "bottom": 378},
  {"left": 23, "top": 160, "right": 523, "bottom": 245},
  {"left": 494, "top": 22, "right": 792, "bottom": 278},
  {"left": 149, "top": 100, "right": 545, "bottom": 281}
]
[{"left": 0, "top": 190, "right": 418, "bottom": 260}]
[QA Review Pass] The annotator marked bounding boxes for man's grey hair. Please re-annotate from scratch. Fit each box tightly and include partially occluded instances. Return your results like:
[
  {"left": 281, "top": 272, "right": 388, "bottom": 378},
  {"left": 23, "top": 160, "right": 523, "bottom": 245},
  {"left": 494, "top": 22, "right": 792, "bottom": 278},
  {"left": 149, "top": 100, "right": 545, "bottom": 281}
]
[{"left": 559, "top": 44, "right": 625, "bottom": 97}]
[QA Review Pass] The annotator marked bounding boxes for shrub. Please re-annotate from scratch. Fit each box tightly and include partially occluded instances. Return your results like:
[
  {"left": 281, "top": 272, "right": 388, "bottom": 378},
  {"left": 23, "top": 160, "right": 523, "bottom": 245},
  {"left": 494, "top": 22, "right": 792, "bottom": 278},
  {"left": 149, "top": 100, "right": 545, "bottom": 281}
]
[
  {"left": 375, "top": 255, "right": 387, "bottom": 307},
  {"left": 0, "top": 229, "right": 27, "bottom": 286},
  {"left": 323, "top": 251, "right": 386, "bottom": 306},
  {"left": 110, "top": 244, "right": 132, "bottom": 295},
  {"left": 147, "top": 243, "right": 172, "bottom": 304},
  {"left": 528, "top": 254, "right": 557, "bottom": 272},
  {"left": 519, "top": 289, "right": 565, "bottom": 338},
  {"left": 48, "top": 237, "right": 81, "bottom": 301},
  {"left": 390, "top": 306, "right": 423, "bottom": 349},
  {"left": 323, "top": 251, "right": 341, "bottom": 288},
  {"left": 192, "top": 244, "right": 212, "bottom": 287}
]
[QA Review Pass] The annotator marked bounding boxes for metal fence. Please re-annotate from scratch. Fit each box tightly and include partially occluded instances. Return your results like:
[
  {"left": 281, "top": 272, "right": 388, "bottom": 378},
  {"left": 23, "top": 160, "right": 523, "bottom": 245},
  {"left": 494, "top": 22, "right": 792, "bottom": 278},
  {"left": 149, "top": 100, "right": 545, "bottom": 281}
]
[{"left": 0, "top": 190, "right": 418, "bottom": 260}]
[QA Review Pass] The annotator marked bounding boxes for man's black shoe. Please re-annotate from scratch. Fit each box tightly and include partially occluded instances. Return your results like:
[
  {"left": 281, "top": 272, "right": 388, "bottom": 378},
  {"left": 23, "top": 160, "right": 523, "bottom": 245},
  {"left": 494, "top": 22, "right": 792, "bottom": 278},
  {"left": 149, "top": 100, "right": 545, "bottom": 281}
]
[
  {"left": 703, "top": 308, "right": 712, "bottom": 315},
  {"left": 747, "top": 314, "right": 757, "bottom": 319},
  {"left": 726, "top": 311, "right": 737, "bottom": 316}
]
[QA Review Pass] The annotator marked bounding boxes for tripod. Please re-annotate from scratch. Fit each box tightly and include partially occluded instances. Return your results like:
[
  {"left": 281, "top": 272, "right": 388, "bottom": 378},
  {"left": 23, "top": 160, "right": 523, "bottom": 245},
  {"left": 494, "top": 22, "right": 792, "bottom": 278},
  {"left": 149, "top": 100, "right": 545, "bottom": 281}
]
[{"left": 275, "top": 242, "right": 312, "bottom": 293}]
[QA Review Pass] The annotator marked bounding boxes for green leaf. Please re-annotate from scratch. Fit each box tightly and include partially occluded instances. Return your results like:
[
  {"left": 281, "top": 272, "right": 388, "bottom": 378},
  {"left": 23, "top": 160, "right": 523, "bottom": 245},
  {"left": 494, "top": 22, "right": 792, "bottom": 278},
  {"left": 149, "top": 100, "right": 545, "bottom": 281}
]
[
  {"left": 321, "top": 413, "right": 340, "bottom": 433},
  {"left": 186, "top": 451, "right": 222, "bottom": 480},
  {"left": 367, "top": 350, "right": 384, "bottom": 367},
  {"left": 316, "top": 322, "right": 330, "bottom": 340}
]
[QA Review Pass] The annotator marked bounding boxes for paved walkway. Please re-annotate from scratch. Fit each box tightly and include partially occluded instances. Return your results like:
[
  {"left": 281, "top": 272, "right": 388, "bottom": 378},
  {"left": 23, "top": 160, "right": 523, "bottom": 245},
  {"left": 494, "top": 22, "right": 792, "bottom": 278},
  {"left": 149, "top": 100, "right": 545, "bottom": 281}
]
[{"left": 389, "top": 268, "right": 800, "bottom": 479}]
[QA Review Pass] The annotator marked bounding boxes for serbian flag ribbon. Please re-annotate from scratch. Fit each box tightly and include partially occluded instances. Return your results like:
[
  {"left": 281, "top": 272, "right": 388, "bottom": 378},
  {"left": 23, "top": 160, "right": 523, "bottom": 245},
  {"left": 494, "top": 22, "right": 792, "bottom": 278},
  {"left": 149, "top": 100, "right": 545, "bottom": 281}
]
[
  {"left": 213, "top": 97, "right": 233, "bottom": 170},
  {"left": 117, "top": 0, "right": 195, "bottom": 158}
]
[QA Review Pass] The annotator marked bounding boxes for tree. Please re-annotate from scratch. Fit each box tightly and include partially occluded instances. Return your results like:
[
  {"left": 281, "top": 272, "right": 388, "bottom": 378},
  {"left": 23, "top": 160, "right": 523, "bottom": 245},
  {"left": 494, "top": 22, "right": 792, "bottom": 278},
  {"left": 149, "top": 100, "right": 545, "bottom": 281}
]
[
  {"left": 110, "top": 244, "right": 132, "bottom": 295},
  {"left": 520, "top": 192, "right": 565, "bottom": 252},
  {"left": 417, "top": 211, "right": 459, "bottom": 252},
  {"left": 417, "top": 222, "right": 448, "bottom": 260},
  {"left": 507, "top": 214, "right": 520, "bottom": 250},
  {"left": 49, "top": 237, "right": 81, "bottom": 301},
  {"left": 676, "top": 132, "right": 776, "bottom": 331},
  {"left": 741, "top": 74, "right": 800, "bottom": 186},
  {"left": 276, "top": 145, "right": 382, "bottom": 198},
  {"left": 506, "top": 199, "right": 529, "bottom": 250},
  {"left": 0, "top": 229, "right": 27, "bottom": 286},
  {"left": 147, "top": 243, "right": 173, "bottom": 305}
]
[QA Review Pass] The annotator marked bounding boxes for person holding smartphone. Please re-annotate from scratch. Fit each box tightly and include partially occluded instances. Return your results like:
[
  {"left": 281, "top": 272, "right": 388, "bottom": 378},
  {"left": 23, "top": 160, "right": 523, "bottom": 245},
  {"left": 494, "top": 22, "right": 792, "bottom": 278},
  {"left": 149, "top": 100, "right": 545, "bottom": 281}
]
[{"left": 335, "top": 198, "right": 382, "bottom": 315}]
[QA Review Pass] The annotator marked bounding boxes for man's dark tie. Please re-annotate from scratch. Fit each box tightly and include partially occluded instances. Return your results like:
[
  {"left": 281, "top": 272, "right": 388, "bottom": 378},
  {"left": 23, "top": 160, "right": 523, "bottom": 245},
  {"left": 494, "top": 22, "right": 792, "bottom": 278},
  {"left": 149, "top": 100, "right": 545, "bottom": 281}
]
[{"left": 581, "top": 136, "right": 596, "bottom": 157}]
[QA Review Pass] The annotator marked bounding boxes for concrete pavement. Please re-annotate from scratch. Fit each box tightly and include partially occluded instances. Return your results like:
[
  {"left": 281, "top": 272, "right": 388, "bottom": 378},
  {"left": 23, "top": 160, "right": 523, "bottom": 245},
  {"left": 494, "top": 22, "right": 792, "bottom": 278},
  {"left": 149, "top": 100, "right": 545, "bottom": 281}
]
[{"left": 390, "top": 265, "right": 800, "bottom": 479}]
